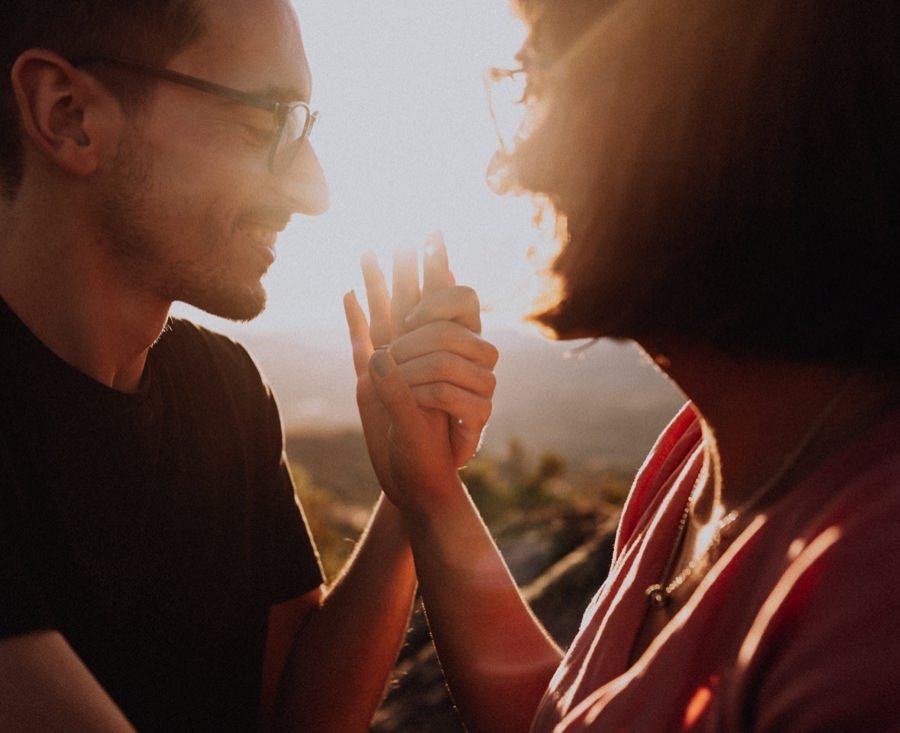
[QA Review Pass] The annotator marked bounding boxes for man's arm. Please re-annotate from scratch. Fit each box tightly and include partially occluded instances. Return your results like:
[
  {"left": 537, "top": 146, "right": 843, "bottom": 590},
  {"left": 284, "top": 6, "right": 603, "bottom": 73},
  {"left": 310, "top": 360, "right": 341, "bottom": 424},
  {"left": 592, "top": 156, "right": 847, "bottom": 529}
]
[
  {"left": 0, "top": 631, "right": 135, "bottom": 732},
  {"left": 259, "top": 589, "right": 321, "bottom": 731},
  {"left": 266, "top": 497, "right": 416, "bottom": 733}
]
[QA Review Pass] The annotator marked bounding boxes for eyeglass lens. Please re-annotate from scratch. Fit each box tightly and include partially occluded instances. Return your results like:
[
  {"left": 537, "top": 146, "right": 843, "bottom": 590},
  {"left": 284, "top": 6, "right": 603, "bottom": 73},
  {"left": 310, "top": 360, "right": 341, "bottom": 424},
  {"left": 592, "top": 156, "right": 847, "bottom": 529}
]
[
  {"left": 486, "top": 69, "right": 528, "bottom": 153},
  {"left": 270, "top": 105, "right": 316, "bottom": 176}
]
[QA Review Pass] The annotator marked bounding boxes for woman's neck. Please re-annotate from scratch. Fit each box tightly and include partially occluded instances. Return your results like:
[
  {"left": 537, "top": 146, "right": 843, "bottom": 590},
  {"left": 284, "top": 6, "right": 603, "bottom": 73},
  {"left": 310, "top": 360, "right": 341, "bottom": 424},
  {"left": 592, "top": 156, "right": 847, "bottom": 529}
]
[{"left": 641, "top": 342, "right": 900, "bottom": 516}]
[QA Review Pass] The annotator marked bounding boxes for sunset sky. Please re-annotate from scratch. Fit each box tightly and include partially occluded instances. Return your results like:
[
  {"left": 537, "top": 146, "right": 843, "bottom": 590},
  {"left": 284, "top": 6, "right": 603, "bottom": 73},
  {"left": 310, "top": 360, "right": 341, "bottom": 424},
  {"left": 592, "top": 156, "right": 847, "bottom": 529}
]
[{"left": 177, "top": 1, "right": 550, "bottom": 342}]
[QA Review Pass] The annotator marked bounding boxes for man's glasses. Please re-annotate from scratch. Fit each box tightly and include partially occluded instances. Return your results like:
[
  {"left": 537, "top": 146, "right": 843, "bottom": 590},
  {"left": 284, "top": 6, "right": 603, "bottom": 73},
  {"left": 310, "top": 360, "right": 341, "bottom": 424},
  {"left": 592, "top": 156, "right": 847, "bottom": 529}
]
[{"left": 75, "top": 57, "right": 319, "bottom": 176}]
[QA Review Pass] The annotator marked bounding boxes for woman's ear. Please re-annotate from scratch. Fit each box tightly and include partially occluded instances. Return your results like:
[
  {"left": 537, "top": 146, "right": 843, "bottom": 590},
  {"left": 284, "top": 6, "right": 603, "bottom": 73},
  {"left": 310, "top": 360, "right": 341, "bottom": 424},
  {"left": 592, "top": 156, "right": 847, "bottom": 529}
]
[{"left": 11, "top": 49, "right": 117, "bottom": 178}]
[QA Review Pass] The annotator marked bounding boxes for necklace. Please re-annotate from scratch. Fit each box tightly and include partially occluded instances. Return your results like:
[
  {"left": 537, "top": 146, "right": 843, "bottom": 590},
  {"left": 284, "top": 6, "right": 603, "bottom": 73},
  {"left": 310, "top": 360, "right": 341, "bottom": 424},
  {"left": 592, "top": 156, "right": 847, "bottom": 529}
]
[{"left": 645, "top": 370, "right": 861, "bottom": 610}]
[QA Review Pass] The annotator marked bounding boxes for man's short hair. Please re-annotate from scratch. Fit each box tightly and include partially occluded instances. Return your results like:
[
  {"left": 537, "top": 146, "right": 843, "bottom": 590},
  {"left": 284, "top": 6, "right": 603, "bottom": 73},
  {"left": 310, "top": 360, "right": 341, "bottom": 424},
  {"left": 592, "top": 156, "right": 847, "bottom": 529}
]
[
  {"left": 0, "top": 0, "right": 206, "bottom": 198},
  {"left": 508, "top": 0, "right": 900, "bottom": 365}
]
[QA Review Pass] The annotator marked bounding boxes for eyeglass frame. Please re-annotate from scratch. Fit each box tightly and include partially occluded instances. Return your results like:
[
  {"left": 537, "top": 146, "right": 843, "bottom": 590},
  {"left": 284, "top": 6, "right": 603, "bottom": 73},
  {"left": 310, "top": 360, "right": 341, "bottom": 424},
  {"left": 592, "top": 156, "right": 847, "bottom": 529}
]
[
  {"left": 483, "top": 66, "right": 527, "bottom": 155},
  {"left": 73, "top": 56, "right": 319, "bottom": 175}
]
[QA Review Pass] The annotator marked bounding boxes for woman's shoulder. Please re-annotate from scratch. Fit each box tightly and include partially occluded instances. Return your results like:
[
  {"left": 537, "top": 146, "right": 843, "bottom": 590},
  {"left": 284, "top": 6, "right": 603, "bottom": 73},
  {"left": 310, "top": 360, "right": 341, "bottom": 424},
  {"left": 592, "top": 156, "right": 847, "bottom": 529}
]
[{"left": 615, "top": 403, "right": 703, "bottom": 554}]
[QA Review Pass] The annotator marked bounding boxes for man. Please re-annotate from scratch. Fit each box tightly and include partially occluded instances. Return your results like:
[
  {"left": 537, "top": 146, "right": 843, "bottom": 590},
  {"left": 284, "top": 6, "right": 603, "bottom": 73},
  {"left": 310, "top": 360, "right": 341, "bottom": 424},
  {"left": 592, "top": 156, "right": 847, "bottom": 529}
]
[{"left": 0, "top": 0, "right": 496, "bottom": 730}]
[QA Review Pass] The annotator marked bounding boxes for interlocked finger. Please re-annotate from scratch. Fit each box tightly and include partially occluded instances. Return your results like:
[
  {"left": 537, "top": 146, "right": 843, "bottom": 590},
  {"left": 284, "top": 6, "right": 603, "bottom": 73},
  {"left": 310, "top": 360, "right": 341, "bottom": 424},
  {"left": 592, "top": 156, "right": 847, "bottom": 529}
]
[
  {"left": 422, "top": 231, "right": 452, "bottom": 295},
  {"left": 397, "top": 352, "right": 496, "bottom": 399},
  {"left": 405, "top": 286, "right": 483, "bottom": 335},
  {"left": 409, "top": 383, "right": 493, "bottom": 425},
  {"left": 391, "top": 321, "right": 500, "bottom": 370},
  {"left": 343, "top": 290, "right": 373, "bottom": 376},
  {"left": 391, "top": 247, "right": 420, "bottom": 336},
  {"left": 362, "top": 252, "right": 392, "bottom": 347}
]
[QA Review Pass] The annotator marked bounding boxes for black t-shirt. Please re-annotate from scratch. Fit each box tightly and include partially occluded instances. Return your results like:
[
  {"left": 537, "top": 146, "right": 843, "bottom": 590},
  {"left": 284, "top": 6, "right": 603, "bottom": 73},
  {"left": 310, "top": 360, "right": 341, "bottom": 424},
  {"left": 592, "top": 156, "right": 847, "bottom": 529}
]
[{"left": 0, "top": 299, "right": 323, "bottom": 731}]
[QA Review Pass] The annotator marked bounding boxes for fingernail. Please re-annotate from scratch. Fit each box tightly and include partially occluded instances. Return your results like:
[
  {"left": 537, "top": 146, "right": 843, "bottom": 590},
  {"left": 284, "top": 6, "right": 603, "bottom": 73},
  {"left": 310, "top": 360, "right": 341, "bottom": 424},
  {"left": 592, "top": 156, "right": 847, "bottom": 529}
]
[
  {"left": 361, "top": 251, "right": 378, "bottom": 270},
  {"left": 371, "top": 347, "right": 393, "bottom": 377}
]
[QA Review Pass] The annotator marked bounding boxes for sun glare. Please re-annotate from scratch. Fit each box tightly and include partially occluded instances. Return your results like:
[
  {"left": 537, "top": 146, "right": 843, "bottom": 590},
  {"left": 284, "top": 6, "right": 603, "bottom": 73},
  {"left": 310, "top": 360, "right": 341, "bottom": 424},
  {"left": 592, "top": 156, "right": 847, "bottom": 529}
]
[{"left": 176, "top": 1, "right": 548, "bottom": 341}]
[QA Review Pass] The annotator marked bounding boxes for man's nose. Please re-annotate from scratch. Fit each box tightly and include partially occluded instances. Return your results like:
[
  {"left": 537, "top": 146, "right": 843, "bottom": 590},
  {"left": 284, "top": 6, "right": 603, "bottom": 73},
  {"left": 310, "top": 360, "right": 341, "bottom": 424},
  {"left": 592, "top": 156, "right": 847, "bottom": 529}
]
[{"left": 280, "top": 141, "right": 330, "bottom": 216}]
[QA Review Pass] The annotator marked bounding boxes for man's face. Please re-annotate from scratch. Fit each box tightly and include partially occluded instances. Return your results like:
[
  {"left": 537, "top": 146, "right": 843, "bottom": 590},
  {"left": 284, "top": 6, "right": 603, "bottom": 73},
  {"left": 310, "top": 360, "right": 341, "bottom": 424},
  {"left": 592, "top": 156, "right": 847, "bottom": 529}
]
[{"left": 96, "top": 0, "right": 328, "bottom": 320}]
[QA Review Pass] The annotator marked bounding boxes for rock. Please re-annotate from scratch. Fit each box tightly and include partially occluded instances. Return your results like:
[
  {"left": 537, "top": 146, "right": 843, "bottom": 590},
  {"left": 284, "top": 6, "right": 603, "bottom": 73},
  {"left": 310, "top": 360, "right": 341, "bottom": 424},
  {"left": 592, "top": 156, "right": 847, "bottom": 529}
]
[{"left": 371, "top": 510, "right": 619, "bottom": 732}]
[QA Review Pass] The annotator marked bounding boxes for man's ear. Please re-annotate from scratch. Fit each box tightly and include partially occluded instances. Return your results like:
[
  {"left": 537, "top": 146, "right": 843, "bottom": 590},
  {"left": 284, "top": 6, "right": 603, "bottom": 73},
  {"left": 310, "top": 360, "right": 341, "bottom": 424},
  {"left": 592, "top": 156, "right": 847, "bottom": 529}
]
[{"left": 11, "top": 49, "right": 118, "bottom": 178}]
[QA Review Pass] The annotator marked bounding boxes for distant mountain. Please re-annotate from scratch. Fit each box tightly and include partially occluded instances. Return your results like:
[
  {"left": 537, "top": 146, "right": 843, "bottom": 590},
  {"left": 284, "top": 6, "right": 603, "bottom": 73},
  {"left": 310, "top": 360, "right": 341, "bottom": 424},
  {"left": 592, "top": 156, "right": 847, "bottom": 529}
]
[
  {"left": 236, "top": 327, "right": 685, "bottom": 472},
  {"left": 484, "top": 330, "right": 685, "bottom": 468}
]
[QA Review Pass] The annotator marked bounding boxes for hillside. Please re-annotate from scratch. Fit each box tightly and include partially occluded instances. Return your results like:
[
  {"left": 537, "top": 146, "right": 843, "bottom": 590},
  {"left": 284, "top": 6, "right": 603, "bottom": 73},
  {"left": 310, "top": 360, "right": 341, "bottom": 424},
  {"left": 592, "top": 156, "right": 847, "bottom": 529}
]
[{"left": 242, "top": 327, "right": 685, "bottom": 473}]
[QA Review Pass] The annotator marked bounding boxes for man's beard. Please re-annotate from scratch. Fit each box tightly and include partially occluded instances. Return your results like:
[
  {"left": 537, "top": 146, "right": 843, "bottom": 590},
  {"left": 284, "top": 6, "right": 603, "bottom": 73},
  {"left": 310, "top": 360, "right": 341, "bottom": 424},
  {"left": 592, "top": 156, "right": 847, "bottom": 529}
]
[{"left": 95, "top": 134, "right": 267, "bottom": 322}]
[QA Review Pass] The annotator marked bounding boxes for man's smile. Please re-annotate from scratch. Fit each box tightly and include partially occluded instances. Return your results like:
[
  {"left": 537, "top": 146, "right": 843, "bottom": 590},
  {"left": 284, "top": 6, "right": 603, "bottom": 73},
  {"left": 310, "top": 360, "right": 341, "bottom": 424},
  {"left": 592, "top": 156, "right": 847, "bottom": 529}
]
[{"left": 239, "top": 223, "right": 279, "bottom": 248}]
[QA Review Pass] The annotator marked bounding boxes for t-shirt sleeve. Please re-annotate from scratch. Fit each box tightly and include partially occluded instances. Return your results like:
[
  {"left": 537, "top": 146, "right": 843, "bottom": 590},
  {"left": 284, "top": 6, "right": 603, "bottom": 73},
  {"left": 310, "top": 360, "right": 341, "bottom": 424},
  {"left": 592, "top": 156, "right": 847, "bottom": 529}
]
[
  {"left": 260, "top": 447, "right": 325, "bottom": 604},
  {"left": 738, "top": 498, "right": 900, "bottom": 732},
  {"left": 161, "top": 322, "right": 326, "bottom": 608},
  {"left": 253, "top": 376, "right": 324, "bottom": 606}
]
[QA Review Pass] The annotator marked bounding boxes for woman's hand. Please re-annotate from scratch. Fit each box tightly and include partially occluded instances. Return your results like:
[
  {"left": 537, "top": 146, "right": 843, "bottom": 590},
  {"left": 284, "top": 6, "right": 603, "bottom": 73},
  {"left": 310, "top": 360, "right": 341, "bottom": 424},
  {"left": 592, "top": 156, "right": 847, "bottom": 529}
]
[{"left": 343, "top": 234, "right": 498, "bottom": 496}]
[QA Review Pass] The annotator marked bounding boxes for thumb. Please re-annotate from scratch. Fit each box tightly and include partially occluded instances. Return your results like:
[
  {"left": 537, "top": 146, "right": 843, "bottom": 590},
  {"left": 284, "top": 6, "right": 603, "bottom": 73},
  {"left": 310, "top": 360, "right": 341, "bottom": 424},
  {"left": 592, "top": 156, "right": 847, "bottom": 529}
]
[
  {"left": 368, "top": 347, "right": 456, "bottom": 504},
  {"left": 368, "top": 348, "right": 424, "bottom": 431}
]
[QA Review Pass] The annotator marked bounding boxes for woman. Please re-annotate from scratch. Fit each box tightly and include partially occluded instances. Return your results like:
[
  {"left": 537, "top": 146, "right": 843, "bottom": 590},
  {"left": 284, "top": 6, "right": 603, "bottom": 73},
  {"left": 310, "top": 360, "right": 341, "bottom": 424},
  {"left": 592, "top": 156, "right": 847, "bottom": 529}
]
[{"left": 348, "top": 0, "right": 900, "bottom": 730}]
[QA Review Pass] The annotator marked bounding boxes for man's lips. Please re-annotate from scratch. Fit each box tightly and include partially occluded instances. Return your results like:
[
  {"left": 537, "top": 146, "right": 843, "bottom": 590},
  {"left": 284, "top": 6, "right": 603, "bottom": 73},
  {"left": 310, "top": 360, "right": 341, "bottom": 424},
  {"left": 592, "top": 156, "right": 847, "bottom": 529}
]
[
  {"left": 238, "top": 222, "right": 284, "bottom": 269},
  {"left": 237, "top": 212, "right": 291, "bottom": 270}
]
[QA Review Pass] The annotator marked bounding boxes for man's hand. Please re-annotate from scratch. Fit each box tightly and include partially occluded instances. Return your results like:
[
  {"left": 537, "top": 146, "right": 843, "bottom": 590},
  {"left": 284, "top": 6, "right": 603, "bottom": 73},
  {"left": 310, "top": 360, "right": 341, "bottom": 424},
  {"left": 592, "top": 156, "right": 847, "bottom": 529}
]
[{"left": 343, "top": 234, "right": 498, "bottom": 494}]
